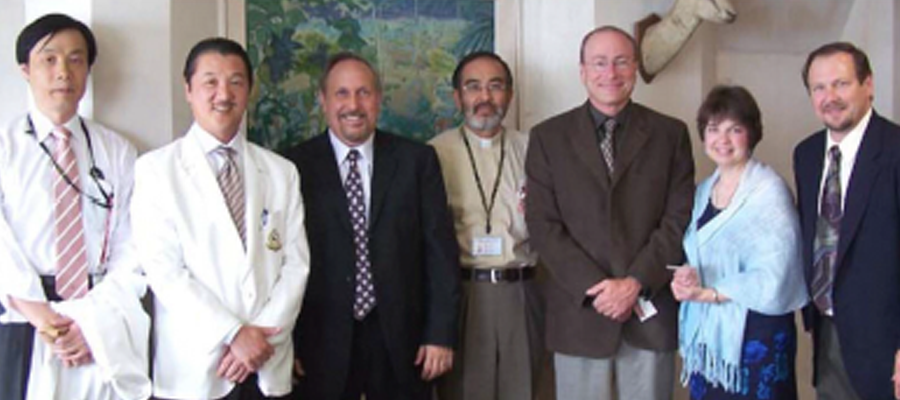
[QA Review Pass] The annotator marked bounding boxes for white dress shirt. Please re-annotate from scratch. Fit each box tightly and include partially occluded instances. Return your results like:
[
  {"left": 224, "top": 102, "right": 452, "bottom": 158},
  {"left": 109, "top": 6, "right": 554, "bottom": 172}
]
[
  {"left": 0, "top": 110, "right": 138, "bottom": 322},
  {"left": 329, "top": 130, "right": 374, "bottom": 220},
  {"left": 819, "top": 107, "right": 871, "bottom": 212},
  {"left": 0, "top": 109, "right": 149, "bottom": 400}
]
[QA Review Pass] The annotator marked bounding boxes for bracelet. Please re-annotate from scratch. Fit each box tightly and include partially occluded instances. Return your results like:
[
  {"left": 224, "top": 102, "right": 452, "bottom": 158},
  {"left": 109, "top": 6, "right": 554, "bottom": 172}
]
[{"left": 711, "top": 288, "right": 719, "bottom": 304}]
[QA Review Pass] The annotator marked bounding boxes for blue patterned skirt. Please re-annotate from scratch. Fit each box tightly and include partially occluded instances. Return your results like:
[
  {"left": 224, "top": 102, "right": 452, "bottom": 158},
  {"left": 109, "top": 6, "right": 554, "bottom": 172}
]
[{"left": 689, "top": 311, "right": 797, "bottom": 400}]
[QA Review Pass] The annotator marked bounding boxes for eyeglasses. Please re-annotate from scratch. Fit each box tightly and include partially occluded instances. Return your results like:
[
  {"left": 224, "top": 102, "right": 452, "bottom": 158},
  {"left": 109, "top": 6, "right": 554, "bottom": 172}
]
[
  {"left": 585, "top": 57, "right": 634, "bottom": 72},
  {"left": 461, "top": 81, "right": 508, "bottom": 94}
]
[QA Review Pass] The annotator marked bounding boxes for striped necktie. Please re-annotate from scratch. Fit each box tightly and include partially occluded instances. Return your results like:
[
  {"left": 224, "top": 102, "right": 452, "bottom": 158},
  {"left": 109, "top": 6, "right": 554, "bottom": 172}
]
[
  {"left": 52, "top": 127, "right": 90, "bottom": 299},
  {"left": 216, "top": 146, "right": 245, "bottom": 244}
]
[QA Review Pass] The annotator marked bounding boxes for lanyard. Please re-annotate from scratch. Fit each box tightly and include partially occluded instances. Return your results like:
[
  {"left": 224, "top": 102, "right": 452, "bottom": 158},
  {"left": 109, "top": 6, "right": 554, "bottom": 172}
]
[
  {"left": 460, "top": 126, "right": 505, "bottom": 234},
  {"left": 25, "top": 115, "right": 115, "bottom": 267}
]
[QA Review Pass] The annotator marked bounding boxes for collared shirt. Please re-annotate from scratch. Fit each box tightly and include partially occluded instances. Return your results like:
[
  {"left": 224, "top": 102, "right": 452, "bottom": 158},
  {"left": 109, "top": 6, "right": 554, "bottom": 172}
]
[
  {"left": 0, "top": 109, "right": 138, "bottom": 322},
  {"left": 429, "top": 125, "right": 536, "bottom": 269},
  {"left": 191, "top": 123, "right": 245, "bottom": 180},
  {"left": 589, "top": 101, "right": 632, "bottom": 150},
  {"left": 819, "top": 108, "right": 871, "bottom": 212},
  {"left": 329, "top": 130, "right": 375, "bottom": 221}
]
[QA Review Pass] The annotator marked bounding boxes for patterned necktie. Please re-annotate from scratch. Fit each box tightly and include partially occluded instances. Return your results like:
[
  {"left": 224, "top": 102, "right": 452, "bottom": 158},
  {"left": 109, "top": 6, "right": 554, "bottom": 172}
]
[
  {"left": 346, "top": 150, "right": 375, "bottom": 320},
  {"left": 600, "top": 118, "right": 617, "bottom": 176},
  {"left": 52, "top": 127, "right": 90, "bottom": 299},
  {"left": 812, "top": 145, "right": 842, "bottom": 313},
  {"left": 216, "top": 146, "right": 245, "bottom": 244}
]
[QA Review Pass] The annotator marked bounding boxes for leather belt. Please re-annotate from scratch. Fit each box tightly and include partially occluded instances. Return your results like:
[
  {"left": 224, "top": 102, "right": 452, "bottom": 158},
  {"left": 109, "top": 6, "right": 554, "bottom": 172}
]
[{"left": 461, "top": 267, "right": 534, "bottom": 283}]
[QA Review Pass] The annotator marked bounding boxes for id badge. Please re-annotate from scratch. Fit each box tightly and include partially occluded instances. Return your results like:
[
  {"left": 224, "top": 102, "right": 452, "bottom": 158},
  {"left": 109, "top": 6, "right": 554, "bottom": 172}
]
[
  {"left": 634, "top": 296, "right": 658, "bottom": 323},
  {"left": 471, "top": 235, "right": 503, "bottom": 257}
]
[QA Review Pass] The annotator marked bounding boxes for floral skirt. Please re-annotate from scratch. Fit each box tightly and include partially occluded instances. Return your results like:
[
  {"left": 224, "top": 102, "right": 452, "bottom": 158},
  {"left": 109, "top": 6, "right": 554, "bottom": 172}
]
[{"left": 689, "top": 311, "right": 797, "bottom": 400}]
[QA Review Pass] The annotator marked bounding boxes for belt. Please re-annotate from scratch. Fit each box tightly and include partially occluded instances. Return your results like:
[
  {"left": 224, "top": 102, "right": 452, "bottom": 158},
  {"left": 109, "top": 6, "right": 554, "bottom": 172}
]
[{"left": 461, "top": 267, "right": 534, "bottom": 283}]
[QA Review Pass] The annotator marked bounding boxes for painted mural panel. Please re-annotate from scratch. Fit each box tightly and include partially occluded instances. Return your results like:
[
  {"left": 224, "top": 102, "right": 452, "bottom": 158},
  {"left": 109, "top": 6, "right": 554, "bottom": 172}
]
[{"left": 246, "top": 0, "right": 494, "bottom": 150}]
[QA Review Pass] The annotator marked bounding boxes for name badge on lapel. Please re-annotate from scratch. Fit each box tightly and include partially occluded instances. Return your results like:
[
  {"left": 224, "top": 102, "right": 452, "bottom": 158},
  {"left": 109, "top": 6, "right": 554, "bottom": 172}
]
[{"left": 471, "top": 235, "right": 503, "bottom": 257}]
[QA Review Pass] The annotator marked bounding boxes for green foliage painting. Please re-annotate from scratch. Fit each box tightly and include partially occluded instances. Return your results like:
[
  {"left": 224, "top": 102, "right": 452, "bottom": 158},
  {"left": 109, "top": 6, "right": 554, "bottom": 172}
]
[{"left": 246, "top": 0, "right": 495, "bottom": 151}]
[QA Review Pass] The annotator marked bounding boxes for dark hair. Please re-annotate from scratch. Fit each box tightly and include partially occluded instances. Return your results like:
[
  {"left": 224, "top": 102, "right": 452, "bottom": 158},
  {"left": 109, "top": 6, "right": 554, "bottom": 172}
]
[
  {"left": 579, "top": 25, "right": 639, "bottom": 64},
  {"left": 318, "top": 52, "right": 381, "bottom": 94},
  {"left": 183, "top": 37, "right": 253, "bottom": 88},
  {"left": 451, "top": 51, "right": 513, "bottom": 91},
  {"left": 696, "top": 85, "right": 763, "bottom": 150},
  {"left": 16, "top": 13, "right": 97, "bottom": 67},
  {"left": 801, "top": 42, "right": 871, "bottom": 90}
]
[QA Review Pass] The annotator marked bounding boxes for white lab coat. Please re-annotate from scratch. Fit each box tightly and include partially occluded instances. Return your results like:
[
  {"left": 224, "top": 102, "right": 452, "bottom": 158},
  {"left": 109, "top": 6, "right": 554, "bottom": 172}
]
[{"left": 131, "top": 124, "right": 310, "bottom": 399}]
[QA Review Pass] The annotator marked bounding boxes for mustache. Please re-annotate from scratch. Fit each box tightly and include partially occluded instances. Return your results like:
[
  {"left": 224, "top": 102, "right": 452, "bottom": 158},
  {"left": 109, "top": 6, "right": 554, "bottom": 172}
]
[
  {"left": 472, "top": 102, "right": 499, "bottom": 114},
  {"left": 823, "top": 100, "right": 847, "bottom": 112},
  {"left": 214, "top": 101, "right": 237, "bottom": 110},
  {"left": 339, "top": 111, "right": 367, "bottom": 119}
]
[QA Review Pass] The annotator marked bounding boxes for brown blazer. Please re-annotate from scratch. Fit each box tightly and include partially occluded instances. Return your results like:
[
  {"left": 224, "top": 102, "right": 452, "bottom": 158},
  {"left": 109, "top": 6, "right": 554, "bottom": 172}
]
[{"left": 525, "top": 101, "right": 694, "bottom": 358}]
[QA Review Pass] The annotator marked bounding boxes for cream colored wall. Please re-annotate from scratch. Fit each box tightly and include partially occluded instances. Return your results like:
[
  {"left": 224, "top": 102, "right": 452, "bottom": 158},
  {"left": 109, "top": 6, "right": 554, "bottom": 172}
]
[
  {"left": 1, "top": 1, "right": 897, "bottom": 399},
  {"left": 1, "top": 0, "right": 231, "bottom": 153}
]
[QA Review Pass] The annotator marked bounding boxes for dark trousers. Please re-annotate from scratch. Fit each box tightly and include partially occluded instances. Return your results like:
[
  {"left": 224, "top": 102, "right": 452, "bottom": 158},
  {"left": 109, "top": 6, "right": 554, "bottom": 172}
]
[
  {"left": 218, "top": 374, "right": 291, "bottom": 400},
  {"left": 341, "top": 310, "right": 424, "bottom": 400},
  {"left": 814, "top": 317, "right": 861, "bottom": 400},
  {"left": 0, "top": 277, "right": 64, "bottom": 400}
]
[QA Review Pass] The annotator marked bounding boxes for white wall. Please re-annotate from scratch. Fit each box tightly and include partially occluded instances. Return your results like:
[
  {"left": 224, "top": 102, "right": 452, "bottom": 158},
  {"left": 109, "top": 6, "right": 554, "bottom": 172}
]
[{"left": 1, "top": 0, "right": 229, "bottom": 153}]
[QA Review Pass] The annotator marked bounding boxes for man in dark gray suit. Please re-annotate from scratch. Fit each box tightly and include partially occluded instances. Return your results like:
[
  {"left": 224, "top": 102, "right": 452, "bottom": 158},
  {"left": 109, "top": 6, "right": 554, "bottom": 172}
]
[{"left": 525, "top": 26, "right": 694, "bottom": 400}]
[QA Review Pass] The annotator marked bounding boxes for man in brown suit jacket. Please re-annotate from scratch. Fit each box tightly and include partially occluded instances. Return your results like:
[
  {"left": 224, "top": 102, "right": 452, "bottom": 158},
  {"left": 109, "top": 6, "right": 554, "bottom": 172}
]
[{"left": 525, "top": 26, "right": 694, "bottom": 400}]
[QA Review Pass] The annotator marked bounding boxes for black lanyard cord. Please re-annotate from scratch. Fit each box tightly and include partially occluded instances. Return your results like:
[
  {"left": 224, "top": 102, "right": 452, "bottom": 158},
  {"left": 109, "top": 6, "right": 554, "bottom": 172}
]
[
  {"left": 459, "top": 125, "right": 505, "bottom": 234},
  {"left": 26, "top": 115, "right": 112, "bottom": 209}
]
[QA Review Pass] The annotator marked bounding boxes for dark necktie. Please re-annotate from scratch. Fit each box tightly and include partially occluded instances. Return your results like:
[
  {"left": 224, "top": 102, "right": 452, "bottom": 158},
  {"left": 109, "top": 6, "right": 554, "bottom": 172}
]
[
  {"left": 600, "top": 118, "right": 617, "bottom": 175},
  {"left": 216, "top": 146, "right": 245, "bottom": 244},
  {"left": 812, "top": 145, "right": 842, "bottom": 313},
  {"left": 346, "top": 150, "right": 375, "bottom": 320}
]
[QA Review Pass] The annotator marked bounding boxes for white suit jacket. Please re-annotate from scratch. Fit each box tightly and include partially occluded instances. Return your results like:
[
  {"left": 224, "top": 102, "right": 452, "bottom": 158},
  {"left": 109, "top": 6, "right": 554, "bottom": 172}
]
[{"left": 132, "top": 124, "right": 309, "bottom": 399}]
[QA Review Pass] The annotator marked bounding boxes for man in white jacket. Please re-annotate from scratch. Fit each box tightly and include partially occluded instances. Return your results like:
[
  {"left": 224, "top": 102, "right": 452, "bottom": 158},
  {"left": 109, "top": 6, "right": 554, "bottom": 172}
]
[
  {"left": 132, "top": 37, "right": 310, "bottom": 400},
  {"left": 0, "top": 13, "right": 150, "bottom": 400}
]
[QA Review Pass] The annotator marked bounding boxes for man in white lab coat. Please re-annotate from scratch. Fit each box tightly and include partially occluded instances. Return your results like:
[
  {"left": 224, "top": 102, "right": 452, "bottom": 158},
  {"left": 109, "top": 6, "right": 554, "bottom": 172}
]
[
  {"left": 0, "top": 13, "right": 150, "bottom": 400},
  {"left": 131, "top": 37, "right": 310, "bottom": 400}
]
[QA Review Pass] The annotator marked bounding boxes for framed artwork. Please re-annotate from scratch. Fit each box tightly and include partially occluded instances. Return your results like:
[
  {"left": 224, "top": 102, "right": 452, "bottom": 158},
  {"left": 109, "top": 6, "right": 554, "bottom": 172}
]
[{"left": 245, "top": 0, "right": 495, "bottom": 151}]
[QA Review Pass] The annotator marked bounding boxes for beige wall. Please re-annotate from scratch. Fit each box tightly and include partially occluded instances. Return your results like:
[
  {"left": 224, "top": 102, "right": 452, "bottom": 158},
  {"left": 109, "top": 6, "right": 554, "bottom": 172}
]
[{"left": 1, "top": 1, "right": 898, "bottom": 399}]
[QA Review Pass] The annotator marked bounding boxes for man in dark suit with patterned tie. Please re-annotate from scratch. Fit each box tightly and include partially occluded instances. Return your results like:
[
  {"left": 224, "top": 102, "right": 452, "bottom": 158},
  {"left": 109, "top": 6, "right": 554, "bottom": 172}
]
[
  {"left": 793, "top": 41, "right": 900, "bottom": 400},
  {"left": 286, "top": 52, "right": 460, "bottom": 400}
]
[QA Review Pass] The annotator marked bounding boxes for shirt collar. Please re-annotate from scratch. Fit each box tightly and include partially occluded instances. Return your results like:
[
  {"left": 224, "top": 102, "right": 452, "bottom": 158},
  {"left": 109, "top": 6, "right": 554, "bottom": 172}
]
[
  {"left": 190, "top": 122, "right": 244, "bottom": 157},
  {"left": 29, "top": 108, "right": 80, "bottom": 143},
  {"left": 825, "top": 107, "right": 871, "bottom": 155},
  {"left": 589, "top": 101, "right": 631, "bottom": 132},
  {"left": 461, "top": 124, "right": 503, "bottom": 149},
  {"left": 328, "top": 130, "right": 375, "bottom": 165}
]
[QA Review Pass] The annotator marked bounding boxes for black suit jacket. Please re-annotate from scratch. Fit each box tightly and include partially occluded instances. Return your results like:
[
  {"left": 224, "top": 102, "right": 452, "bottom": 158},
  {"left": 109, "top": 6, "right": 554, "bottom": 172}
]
[
  {"left": 286, "top": 130, "right": 460, "bottom": 400},
  {"left": 794, "top": 111, "right": 900, "bottom": 400}
]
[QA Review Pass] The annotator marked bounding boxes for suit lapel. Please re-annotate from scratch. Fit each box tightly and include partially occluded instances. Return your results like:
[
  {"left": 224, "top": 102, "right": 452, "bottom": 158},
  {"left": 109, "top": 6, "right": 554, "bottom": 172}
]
[
  {"left": 797, "top": 132, "right": 825, "bottom": 280},
  {"left": 612, "top": 106, "right": 651, "bottom": 187},
  {"left": 312, "top": 134, "right": 354, "bottom": 234},
  {"left": 178, "top": 132, "right": 246, "bottom": 256},
  {"left": 568, "top": 102, "right": 610, "bottom": 189},
  {"left": 837, "top": 114, "right": 884, "bottom": 267},
  {"left": 369, "top": 131, "right": 397, "bottom": 229},
  {"left": 243, "top": 139, "right": 267, "bottom": 268}
]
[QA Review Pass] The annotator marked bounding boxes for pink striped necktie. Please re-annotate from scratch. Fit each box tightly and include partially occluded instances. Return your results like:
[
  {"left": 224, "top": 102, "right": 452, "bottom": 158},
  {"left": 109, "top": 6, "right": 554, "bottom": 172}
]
[{"left": 52, "top": 127, "right": 90, "bottom": 299}]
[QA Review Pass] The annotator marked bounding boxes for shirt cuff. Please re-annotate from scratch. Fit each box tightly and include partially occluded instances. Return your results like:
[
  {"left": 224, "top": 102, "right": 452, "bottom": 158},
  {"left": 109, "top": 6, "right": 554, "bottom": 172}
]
[{"left": 224, "top": 323, "right": 242, "bottom": 345}]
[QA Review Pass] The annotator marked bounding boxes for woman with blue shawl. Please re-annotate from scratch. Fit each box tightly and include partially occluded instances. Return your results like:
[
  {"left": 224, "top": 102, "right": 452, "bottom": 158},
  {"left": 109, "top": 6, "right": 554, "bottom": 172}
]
[{"left": 672, "top": 85, "right": 808, "bottom": 400}]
